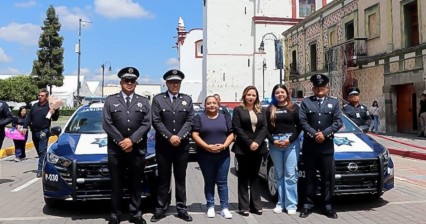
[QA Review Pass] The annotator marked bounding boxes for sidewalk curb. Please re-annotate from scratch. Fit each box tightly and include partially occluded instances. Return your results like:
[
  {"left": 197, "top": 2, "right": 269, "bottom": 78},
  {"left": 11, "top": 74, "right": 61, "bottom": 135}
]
[
  {"left": 371, "top": 133, "right": 426, "bottom": 150},
  {"left": 389, "top": 147, "right": 426, "bottom": 161},
  {"left": 0, "top": 136, "right": 58, "bottom": 158}
]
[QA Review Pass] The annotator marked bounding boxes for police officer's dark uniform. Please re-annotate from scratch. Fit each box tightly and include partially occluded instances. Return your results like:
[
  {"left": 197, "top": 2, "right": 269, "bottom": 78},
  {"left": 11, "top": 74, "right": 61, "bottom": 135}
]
[
  {"left": 299, "top": 74, "right": 342, "bottom": 219},
  {"left": 102, "top": 67, "right": 151, "bottom": 224},
  {"left": 0, "top": 100, "right": 13, "bottom": 149},
  {"left": 342, "top": 87, "right": 372, "bottom": 130},
  {"left": 151, "top": 69, "right": 194, "bottom": 222}
]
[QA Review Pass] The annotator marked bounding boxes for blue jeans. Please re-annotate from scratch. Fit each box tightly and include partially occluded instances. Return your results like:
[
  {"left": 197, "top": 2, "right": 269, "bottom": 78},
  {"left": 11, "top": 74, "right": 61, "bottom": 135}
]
[
  {"left": 269, "top": 140, "right": 300, "bottom": 211},
  {"left": 32, "top": 129, "right": 50, "bottom": 171},
  {"left": 372, "top": 115, "right": 379, "bottom": 133},
  {"left": 197, "top": 152, "right": 230, "bottom": 209}
]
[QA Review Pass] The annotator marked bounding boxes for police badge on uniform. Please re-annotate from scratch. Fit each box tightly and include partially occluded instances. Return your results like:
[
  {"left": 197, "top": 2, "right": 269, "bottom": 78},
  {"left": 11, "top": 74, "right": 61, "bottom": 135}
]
[
  {"left": 137, "top": 102, "right": 142, "bottom": 108},
  {"left": 182, "top": 101, "right": 187, "bottom": 106},
  {"left": 327, "top": 103, "right": 333, "bottom": 108}
]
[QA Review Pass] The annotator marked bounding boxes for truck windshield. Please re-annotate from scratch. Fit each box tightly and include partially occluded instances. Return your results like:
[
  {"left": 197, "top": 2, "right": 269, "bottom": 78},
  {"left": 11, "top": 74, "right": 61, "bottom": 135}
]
[{"left": 65, "top": 107, "right": 104, "bottom": 133}]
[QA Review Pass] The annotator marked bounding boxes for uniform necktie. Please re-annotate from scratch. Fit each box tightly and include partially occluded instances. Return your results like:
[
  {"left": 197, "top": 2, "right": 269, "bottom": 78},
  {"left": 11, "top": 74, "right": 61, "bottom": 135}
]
[
  {"left": 126, "top": 96, "right": 130, "bottom": 108},
  {"left": 172, "top": 96, "right": 177, "bottom": 107},
  {"left": 318, "top": 99, "right": 322, "bottom": 107}
]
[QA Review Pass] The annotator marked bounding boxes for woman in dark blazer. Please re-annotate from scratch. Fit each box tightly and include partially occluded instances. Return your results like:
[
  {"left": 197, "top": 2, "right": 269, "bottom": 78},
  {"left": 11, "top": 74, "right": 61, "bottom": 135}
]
[{"left": 232, "top": 85, "right": 268, "bottom": 216}]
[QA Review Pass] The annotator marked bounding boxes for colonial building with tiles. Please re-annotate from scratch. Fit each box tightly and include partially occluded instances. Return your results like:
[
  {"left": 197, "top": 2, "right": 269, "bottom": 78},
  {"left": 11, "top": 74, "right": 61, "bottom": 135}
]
[{"left": 282, "top": 0, "right": 426, "bottom": 134}]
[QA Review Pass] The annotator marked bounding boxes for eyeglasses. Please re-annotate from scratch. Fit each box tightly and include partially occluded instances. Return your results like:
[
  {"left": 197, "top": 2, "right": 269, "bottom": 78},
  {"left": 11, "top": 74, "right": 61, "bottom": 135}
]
[{"left": 122, "top": 78, "right": 136, "bottom": 84}]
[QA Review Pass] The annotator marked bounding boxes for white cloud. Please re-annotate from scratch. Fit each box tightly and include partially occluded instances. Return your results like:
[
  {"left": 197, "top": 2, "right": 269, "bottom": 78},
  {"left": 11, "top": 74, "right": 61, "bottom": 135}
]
[
  {"left": 0, "top": 48, "right": 11, "bottom": 62},
  {"left": 166, "top": 57, "right": 178, "bottom": 69},
  {"left": 55, "top": 6, "right": 91, "bottom": 31},
  {"left": 0, "top": 23, "right": 41, "bottom": 46},
  {"left": 94, "top": 0, "right": 153, "bottom": 19},
  {"left": 14, "top": 0, "right": 36, "bottom": 8},
  {"left": 0, "top": 67, "right": 21, "bottom": 75}
]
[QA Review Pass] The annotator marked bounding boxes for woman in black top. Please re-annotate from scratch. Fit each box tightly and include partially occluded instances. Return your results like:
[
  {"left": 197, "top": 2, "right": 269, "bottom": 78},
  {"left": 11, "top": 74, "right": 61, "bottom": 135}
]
[
  {"left": 265, "top": 84, "right": 301, "bottom": 214},
  {"left": 13, "top": 106, "right": 28, "bottom": 162},
  {"left": 232, "top": 86, "right": 268, "bottom": 216}
]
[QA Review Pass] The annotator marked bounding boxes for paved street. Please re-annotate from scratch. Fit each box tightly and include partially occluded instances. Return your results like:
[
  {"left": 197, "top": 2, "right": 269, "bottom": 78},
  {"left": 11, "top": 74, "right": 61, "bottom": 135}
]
[{"left": 1, "top": 143, "right": 426, "bottom": 224}]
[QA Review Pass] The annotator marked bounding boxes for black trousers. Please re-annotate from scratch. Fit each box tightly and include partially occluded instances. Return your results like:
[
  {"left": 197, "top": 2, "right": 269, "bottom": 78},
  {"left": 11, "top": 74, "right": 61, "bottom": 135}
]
[
  {"left": 302, "top": 152, "right": 335, "bottom": 210},
  {"left": 235, "top": 154, "right": 263, "bottom": 212},
  {"left": 108, "top": 152, "right": 145, "bottom": 217},
  {"left": 0, "top": 130, "right": 5, "bottom": 149},
  {"left": 155, "top": 145, "right": 189, "bottom": 213}
]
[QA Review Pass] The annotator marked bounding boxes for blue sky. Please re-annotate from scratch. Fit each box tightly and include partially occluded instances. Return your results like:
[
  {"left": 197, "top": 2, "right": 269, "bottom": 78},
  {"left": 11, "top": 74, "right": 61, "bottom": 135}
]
[{"left": 0, "top": 0, "right": 203, "bottom": 84}]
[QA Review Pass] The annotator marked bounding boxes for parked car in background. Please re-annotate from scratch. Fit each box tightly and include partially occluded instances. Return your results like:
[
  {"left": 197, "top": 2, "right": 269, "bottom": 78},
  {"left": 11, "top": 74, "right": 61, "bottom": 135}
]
[
  {"left": 42, "top": 102, "right": 158, "bottom": 207},
  {"left": 235, "top": 114, "right": 394, "bottom": 201}
]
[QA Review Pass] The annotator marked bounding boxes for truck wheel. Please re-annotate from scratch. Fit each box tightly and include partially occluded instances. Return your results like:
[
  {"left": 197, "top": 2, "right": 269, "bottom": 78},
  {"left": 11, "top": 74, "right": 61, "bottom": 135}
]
[
  {"left": 44, "top": 197, "right": 63, "bottom": 208},
  {"left": 267, "top": 164, "right": 278, "bottom": 202}
]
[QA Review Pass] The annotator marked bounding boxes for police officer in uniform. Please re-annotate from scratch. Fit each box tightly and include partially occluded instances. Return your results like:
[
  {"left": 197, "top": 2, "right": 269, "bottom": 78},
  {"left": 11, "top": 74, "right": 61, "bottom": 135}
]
[
  {"left": 102, "top": 67, "right": 151, "bottom": 224},
  {"left": 0, "top": 100, "right": 13, "bottom": 149},
  {"left": 213, "top": 93, "right": 229, "bottom": 115},
  {"left": 299, "top": 74, "right": 342, "bottom": 219},
  {"left": 342, "top": 87, "right": 372, "bottom": 130},
  {"left": 151, "top": 69, "right": 194, "bottom": 222}
]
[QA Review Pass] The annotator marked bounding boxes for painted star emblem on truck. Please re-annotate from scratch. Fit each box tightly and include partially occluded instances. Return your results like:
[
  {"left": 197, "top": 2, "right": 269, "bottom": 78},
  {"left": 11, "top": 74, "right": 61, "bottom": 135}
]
[
  {"left": 92, "top": 137, "right": 107, "bottom": 147},
  {"left": 334, "top": 136, "right": 355, "bottom": 146}
]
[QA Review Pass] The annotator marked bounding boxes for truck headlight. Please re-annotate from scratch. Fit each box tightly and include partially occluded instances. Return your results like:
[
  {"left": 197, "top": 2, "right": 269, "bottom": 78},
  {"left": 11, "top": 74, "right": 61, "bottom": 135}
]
[{"left": 47, "top": 152, "right": 72, "bottom": 167}]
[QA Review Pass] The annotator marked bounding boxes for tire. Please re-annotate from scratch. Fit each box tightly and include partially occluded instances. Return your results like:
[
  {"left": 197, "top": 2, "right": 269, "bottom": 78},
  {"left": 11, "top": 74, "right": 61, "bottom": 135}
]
[
  {"left": 234, "top": 157, "right": 239, "bottom": 175},
  {"left": 267, "top": 164, "right": 278, "bottom": 202},
  {"left": 44, "top": 197, "right": 63, "bottom": 208}
]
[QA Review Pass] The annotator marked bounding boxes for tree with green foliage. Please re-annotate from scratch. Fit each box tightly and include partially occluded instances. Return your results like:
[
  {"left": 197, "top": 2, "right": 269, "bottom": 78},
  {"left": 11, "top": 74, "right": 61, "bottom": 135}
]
[
  {"left": 0, "top": 76, "right": 39, "bottom": 105},
  {"left": 31, "top": 5, "right": 64, "bottom": 94}
]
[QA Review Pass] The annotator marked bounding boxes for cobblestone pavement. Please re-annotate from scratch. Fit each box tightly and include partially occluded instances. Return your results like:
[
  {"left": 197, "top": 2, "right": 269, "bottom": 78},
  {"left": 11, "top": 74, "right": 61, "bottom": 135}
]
[{"left": 1, "top": 148, "right": 426, "bottom": 224}]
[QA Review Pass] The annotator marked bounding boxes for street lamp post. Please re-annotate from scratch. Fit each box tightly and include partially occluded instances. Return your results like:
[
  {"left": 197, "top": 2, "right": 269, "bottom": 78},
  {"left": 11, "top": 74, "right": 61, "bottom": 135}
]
[
  {"left": 262, "top": 58, "right": 267, "bottom": 99},
  {"left": 75, "top": 18, "right": 91, "bottom": 105},
  {"left": 258, "top": 32, "right": 284, "bottom": 85},
  {"left": 101, "top": 61, "right": 112, "bottom": 97}
]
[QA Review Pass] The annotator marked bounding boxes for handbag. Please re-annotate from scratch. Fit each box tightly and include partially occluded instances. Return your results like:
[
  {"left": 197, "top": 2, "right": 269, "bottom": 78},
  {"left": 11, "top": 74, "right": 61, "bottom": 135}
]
[{"left": 5, "top": 127, "right": 25, "bottom": 140}]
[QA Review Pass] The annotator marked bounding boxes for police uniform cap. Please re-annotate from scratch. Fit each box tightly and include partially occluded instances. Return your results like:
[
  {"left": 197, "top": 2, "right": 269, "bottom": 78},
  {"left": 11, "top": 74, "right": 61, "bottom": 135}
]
[
  {"left": 163, "top": 69, "right": 185, "bottom": 81},
  {"left": 310, "top": 74, "right": 329, "bottom": 87},
  {"left": 117, "top": 67, "right": 139, "bottom": 79},
  {"left": 348, "top": 87, "right": 360, "bottom": 96}
]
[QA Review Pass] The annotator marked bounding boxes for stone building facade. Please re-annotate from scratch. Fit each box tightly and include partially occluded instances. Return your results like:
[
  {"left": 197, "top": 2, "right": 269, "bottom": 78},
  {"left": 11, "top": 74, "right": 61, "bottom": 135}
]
[{"left": 283, "top": 0, "right": 426, "bottom": 134}]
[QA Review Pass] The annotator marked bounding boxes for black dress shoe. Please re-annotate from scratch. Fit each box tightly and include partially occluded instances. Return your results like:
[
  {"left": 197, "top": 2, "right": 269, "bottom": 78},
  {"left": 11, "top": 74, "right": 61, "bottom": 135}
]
[
  {"left": 299, "top": 208, "right": 312, "bottom": 218},
  {"left": 239, "top": 210, "right": 249, "bottom": 216},
  {"left": 129, "top": 215, "right": 146, "bottom": 224},
  {"left": 36, "top": 171, "right": 42, "bottom": 178},
  {"left": 250, "top": 209, "right": 263, "bottom": 215},
  {"left": 323, "top": 209, "right": 338, "bottom": 219},
  {"left": 150, "top": 211, "right": 166, "bottom": 222},
  {"left": 108, "top": 216, "right": 120, "bottom": 224},
  {"left": 177, "top": 211, "right": 193, "bottom": 222}
]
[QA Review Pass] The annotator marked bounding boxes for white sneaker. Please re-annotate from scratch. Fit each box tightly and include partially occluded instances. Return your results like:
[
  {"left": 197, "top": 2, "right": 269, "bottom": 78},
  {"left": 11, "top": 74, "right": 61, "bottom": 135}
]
[
  {"left": 207, "top": 207, "right": 215, "bottom": 218},
  {"left": 220, "top": 208, "right": 232, "bottom": 219},
  {"left": 273, "top": 206, "right": 283, "bottom": 214},
  {"left": 287, "top": 209, "right": 297, "bottom": 215}
]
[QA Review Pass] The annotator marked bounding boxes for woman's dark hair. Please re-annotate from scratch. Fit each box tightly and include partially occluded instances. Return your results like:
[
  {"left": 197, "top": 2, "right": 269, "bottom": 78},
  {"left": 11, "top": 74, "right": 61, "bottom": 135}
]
[
  {"left": 17, "top": 106, "right": 27, "bottom": 118},
  {"left": 269, "top": 84, "right": 294, "bottom": 127},
  {"left": 372, "top": 101, "right": 378, "bottom": 107}
]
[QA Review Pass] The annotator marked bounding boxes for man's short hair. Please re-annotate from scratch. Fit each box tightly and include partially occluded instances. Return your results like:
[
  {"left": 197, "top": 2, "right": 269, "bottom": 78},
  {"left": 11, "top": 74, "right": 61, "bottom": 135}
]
[{"left": 39, "top": 88, "right": 49, "bottom": 96}]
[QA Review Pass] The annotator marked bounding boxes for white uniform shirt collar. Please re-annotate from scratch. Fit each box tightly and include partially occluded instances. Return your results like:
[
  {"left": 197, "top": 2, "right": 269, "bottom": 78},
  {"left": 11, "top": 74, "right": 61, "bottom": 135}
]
[
  {"left": 121, "top": 92, "right": 134, "bottom": 101},
  {"left": 167, "top": 91, "right": 178, "bottom": 100}
]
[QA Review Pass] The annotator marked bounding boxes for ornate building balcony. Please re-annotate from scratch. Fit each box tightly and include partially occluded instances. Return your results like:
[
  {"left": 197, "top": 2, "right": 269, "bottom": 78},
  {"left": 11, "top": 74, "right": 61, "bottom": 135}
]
[{"left": 325, "top": 38, "right": 368, "bottom": 68}]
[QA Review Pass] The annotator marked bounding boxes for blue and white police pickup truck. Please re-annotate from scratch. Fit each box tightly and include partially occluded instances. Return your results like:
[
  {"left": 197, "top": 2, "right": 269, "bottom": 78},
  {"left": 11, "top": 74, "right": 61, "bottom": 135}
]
[{"left": 42, "top": 102, "right": 158, "bottom": 207}]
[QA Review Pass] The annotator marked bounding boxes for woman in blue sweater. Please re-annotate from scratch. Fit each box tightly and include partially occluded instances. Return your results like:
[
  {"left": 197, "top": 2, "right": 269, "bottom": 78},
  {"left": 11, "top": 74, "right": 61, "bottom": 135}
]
[{"left": 192, "top": 96, "right": 234, "bottom": 219}]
